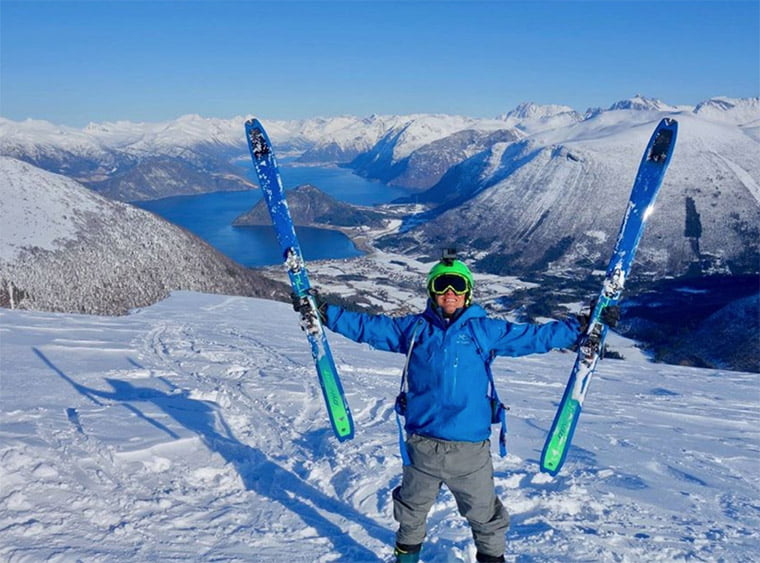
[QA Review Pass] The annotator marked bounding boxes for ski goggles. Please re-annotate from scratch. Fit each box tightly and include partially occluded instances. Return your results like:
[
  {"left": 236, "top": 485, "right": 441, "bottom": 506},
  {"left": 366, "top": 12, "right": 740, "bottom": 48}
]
[{"left": 429, "top": 273, "right": 470, "bottom": 296}]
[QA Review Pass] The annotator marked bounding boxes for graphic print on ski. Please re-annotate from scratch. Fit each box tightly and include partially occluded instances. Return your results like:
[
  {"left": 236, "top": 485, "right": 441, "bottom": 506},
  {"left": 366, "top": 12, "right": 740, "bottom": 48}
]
[
  {"left": 540, "top": 118, "right": 678, "bottom": 475},
  {"left": 244, "top": 118, "right": 355, "bottom": 442}
]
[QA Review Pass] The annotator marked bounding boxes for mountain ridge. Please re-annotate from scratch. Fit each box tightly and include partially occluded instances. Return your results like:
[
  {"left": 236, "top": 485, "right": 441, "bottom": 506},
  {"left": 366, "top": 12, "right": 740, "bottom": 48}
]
[
  {"left": 2, "top": 95, "right": 758, "bottom": 281},
  {"left": 233, "top": 184, "right": 387, "bottom": 229},
  {"left": 0, "top": 157, "right": 285, "bottom": 315},
  {"left": 377, "top": 108, "right": 759, "bottom": 279}
]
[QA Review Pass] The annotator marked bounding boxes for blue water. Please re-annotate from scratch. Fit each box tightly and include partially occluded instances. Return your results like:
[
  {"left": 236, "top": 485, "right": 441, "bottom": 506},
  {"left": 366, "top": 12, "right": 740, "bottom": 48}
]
[
  {"left": 275, "top": 162, "right": 407, "bottom": 206},
  {"left": 136, "top": 164, "right": 406, "bottom": 268}
]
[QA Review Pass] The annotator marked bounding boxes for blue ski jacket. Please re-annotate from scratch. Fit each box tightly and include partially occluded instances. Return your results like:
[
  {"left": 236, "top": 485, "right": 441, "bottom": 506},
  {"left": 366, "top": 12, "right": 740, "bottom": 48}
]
[{"left": 324, "top": 301, "right": 580, "bottom": 443}]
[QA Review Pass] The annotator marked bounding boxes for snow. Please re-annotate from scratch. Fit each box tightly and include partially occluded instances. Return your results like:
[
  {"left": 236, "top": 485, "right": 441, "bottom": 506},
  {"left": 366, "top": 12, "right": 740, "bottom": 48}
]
[
  {"left": 0, "top": 157, "right": 105, "bottom": 261},
  {"left": 382, "top": 114, "right": 509, "bottom": 162},
  {"left": 2, "top": 97, "right": 756, "bottom": 166},
  {"left": 694, "top": 97, "right": 760, "bottom": 127},
  {"left": 1, "top": 291, "right": 757, "bottom": 562},
  {"left": 0, "top": 156, "right": 271, "bottom": 316},
  {"left": 497, "top": 103, "right": 583, "bottom": 134},
  {"left": 713, "top": 152, "right": 760, "bottom": 205}
]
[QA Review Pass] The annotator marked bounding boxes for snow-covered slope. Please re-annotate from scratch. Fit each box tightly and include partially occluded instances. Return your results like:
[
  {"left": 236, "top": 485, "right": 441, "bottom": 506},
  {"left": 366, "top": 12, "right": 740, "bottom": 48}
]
[
  {"left": 1, "top": 112, "right": 485, "bottom": 199},
  {"left": 497, "top": 102, "right": 583, "bottom": 133},
  {"left": 0, "top": 114, "right": 246, "bottom": 159},
  {"left": 693, "top": 96, "right": 760, "bottom": 126},
  {"left": 605, "top": 94, "right": 683, "bottom": 113},
  {"left": 0, "top": 157, "right": 280, "bottom": 314},
  {"left": 349, "top": 114, "right": 519, "bottom": 188},
  {"left": 390, "top": 100, "right": 760, "bottom": 277},
  {"left": 0, "top": 116, "right": 255, "bottom": 201},
  {"left": 0, "top": 291, "right": 757, "bottom": 561},
  {"left": 2, "top": 96, "right": 757, "bottom": 277}
]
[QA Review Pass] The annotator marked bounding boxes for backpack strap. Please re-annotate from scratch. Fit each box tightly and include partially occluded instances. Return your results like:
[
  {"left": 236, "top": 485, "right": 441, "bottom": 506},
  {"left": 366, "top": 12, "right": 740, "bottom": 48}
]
[
  {"left": 468, "top": 321, "right": 508, "bottom": 458},
  {"left": 395, "top": 318, "right": 424, "bottom": 466},
  {"left": 395, "top": 318, "right": 508, "bottom": 465}
]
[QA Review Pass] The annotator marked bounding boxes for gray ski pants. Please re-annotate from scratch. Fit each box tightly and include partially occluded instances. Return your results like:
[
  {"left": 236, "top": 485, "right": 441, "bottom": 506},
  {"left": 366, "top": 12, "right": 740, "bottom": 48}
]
[{"left": 392, "top": 434, "right": 510, "bottom": 557}]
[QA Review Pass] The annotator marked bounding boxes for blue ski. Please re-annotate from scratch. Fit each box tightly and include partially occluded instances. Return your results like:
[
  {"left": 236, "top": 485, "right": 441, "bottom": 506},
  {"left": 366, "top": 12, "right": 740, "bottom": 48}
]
[
  {"left": 540, "top": 118, "right": 678, "bottom": 475},
  {"left": 244, "top": 118, "right": 355, "bottom": 442}
]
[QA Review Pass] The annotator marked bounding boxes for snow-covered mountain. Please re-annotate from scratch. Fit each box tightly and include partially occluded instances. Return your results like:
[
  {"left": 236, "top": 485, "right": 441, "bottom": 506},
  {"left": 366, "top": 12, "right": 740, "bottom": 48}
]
[
  {"left": 497, "top": 102, "right": 583, "bottom": 133},
  {"left": 0, "top": 157, "right": 283, "bottom": 314},
  {"left": 352, "top": 126, "right": 525, "bottom": 191},
  {"left": 2, "top": 96, "right": 758, "bottom": 279},
  {"left": 693, "top": 96, "right": 760, "bottom": 125},
  {"left": 603, "top": 94, "right": 684, "bottom": 114},
  {"left": 353, "top": 96, "right": 757, "bottom": 185},
  {"left": 0, "top": 115, "right": 255, "bottom": 201},
  {"left": 379, "top": 98, "right": 760, "bottom": 278},
  {"left": 1, "top": 291, "right": 758, "bottom": 561},
  {"left": 294, "top": 114, "right": 409, "bottom": 162},
  {"left": 0, "top": 112, "right": 460, "bottom": 199},
  {"left": 233, "top": 184, "right": 387, "bottom": 229}
]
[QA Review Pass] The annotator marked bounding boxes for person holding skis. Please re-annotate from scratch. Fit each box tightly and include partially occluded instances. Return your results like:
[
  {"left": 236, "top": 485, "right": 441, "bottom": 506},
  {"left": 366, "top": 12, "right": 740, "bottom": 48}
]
[{"left": 294, "top": 251, "right": 616, "bottom": 563}]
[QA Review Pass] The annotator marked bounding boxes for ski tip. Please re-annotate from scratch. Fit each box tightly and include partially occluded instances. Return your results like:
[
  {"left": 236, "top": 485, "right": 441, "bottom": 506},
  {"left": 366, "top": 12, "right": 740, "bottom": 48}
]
[
  {"left": 655, "top": 117, "right": 678, "bottom": 135},
  {"left": 646, "top": 119, "right": 678, "bottom": 164},
  {"left": 657, "top": 117, "right": 679, "bottom": 138},
  {"left": 244, "top": 117, "right": 261, "bottom": 129},
  {"left": 247, "top": 119, "right": 272, "bottom": 142}
]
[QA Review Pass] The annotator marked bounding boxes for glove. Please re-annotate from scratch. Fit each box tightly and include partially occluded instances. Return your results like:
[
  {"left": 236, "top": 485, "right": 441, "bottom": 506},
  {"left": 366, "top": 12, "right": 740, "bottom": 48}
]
[
  {"left": 576, "top": 301, "right": 621, "bottom": 333},
  {"left": 290, "top": 289, "right": 327, "bottom": 322},
  {"left": 394, "top": 392, "right": 407, "bottom": 416},
  {"left": 600, "top": 305, "right": 621, "bottom": 327}
]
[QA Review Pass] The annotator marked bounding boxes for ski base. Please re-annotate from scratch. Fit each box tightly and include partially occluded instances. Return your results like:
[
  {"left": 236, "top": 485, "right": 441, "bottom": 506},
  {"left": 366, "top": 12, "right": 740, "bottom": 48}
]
[
  {"left": 245, "top": 118, "right": 355, "bottom": 442},
  {"left": 540, "top": 118, "right": 678, "bottom": 475}
]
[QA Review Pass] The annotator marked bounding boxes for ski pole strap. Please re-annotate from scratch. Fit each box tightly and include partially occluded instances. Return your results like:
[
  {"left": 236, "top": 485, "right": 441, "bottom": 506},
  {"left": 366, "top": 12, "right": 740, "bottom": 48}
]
[
  {"left": 469, "top": 321, "right": 508, "bottom": 458},
  {"left": 488, "top": 372, "right": 508, "bottom": 458},
  {"left": 398, "top": 319, "right": 423, "bottom": 393},
  {"left": 396, "top": 410, "right": 412, "bottom": 466},
  {"left": 396, "top": 319, "right": 424, "bottom": 466},
  {"left": 497, "top": 401, "right": 508, "bottom": 457}
]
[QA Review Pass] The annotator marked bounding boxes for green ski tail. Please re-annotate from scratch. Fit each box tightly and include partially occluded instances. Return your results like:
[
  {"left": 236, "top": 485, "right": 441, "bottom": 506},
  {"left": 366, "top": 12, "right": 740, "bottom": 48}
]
[
  {"left": 541, "top": 395, "right": 582, "bottom": 475},
  {"left": 317, "top": 354, "right": 353, "bottom": 440}
]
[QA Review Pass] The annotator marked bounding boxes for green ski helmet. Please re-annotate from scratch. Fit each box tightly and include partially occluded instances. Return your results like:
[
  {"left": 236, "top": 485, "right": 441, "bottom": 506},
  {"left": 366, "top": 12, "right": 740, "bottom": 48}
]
[{"left": 427, "top": 257, "right": 475, "bottom": 306}]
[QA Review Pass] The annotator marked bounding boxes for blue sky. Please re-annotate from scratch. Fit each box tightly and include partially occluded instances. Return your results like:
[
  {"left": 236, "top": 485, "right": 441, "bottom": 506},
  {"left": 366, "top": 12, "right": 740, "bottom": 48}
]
[{"left": 1, "top": 1, "right": 758, "bottom": 126}]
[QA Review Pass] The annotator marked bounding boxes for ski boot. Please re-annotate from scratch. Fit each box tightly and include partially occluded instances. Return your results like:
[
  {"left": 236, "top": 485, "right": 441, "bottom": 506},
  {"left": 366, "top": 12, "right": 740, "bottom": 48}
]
[
  {"left": 393, "top": 543, "right": 421, "bottom": 563},
  {"left": 476, "top": 552, "right": 506, "bottom": 563}
]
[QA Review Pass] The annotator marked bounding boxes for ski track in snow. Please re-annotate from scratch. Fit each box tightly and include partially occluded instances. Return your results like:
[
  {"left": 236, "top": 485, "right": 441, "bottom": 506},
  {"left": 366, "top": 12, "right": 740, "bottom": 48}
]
[
  {"left": 711, "top": 151, "right": 760, "bottom": 205},
  {"left": 1, "top": 292, "right": 758, "bottom": 562}
]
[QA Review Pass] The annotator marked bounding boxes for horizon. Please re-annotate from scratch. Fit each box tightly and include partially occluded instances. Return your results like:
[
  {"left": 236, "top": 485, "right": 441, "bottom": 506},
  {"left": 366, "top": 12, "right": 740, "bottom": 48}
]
[
  {"left": 1, "top": 93, "right": 755, "bottom": 129},
  {"left": 1, "top": 1, "right": 758, "bottom": 127}
]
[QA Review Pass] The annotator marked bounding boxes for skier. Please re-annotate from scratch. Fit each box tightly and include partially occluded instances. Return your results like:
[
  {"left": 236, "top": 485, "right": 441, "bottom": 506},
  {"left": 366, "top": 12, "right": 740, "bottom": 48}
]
[{"left": 295, "top": 252, "right": 617, "bottom": 563}]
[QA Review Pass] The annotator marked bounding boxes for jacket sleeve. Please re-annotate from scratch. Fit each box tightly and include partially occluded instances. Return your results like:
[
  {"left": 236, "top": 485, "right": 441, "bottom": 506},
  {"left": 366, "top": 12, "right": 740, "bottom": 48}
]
[
  {"left": 483, "top": 316, "right": 581, "bottom": 357},
  {"left": 323, "top": 304, "right": 410, "bottom": 354}
]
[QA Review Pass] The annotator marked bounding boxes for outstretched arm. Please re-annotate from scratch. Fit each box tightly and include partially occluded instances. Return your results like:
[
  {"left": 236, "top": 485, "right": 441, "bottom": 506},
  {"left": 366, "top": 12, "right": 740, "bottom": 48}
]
[
  {"left": 483, "top": 316, "right": 581, "bottom": 357},
  {"left": 323, "top": 305, "right": 414, "bottom": 354}
]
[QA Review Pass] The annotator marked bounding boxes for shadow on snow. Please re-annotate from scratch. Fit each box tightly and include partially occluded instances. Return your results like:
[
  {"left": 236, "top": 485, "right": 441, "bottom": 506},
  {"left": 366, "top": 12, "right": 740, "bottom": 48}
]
[{"left": 33, "top": 347, "right": 393, "bottom": 561}]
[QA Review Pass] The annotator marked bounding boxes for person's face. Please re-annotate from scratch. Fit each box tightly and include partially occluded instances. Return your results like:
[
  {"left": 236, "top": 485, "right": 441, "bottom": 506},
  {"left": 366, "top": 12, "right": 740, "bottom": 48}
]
[{"left": 435, "top": 289, "right": 466, "bottom": 316}]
